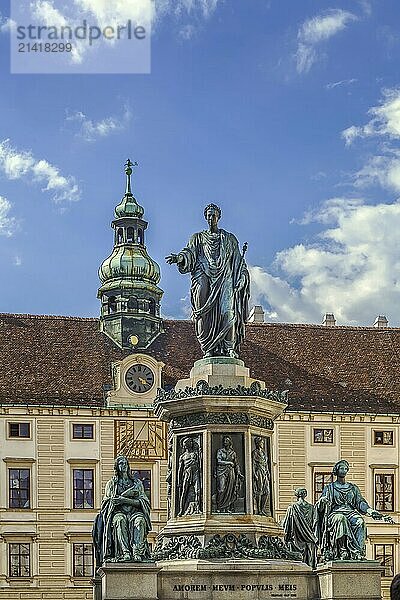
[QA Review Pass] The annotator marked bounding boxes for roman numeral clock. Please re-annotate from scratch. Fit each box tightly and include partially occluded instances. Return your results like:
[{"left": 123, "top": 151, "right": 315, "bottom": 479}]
[
  {"left": 106, "top": 354, "right": 165, "bottom": 408},
  {"left": 125, "top": 363, "right": 155, "bottom": 394}
]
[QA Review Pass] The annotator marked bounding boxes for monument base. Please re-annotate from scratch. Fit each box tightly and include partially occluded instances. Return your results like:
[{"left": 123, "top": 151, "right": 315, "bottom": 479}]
[
  {"left": 97, "top": 559, "right": 384, "bottom": 600},
  {"left": 316, "top": 560, "right": 383, "bottom": 600},
  {"left": 99, "top": 563, "right": 161, "bottom": 600}
]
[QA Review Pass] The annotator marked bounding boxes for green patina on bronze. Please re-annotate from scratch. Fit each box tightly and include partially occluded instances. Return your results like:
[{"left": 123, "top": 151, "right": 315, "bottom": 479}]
[{"left": 98, "top": 159, "right": 164, "bottom": 350}]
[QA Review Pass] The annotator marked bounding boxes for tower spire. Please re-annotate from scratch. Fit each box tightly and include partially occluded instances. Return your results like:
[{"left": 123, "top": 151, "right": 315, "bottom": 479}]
[
  {"left": 98, "top": 159, "right": 164, "bottom": 350},
  {"left": 124, "top": 158, "right": 137, "bottom": 196}
]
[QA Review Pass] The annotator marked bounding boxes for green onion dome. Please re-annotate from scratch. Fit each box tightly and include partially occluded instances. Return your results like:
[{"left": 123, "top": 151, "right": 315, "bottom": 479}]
[
  {"left": 99, "top": 245, "right": 161, "bottom": 286},
  {"left": 114, "top": 193, "right": 144, "bottom": 219}
]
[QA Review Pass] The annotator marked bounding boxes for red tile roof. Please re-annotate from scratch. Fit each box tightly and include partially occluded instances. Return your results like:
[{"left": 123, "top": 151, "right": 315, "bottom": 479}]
[{"left": 1, "top": 313, "right": 400, "bottom": 414}]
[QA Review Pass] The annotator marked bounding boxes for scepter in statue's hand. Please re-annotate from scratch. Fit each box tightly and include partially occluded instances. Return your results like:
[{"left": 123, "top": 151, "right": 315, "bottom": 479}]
[{"left": 234, "top": 242, "right": 248, "bottom": 294}]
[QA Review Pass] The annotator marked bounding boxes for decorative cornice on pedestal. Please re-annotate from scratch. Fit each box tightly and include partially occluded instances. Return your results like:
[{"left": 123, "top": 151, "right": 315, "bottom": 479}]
[
  {"left": 154, "top": 391, "right": 286, "bottom": 425},
  {"left": 169, "top": 412, "right": 274, "bottom": 432},
  {"left": 156, "top": 381, "right": 288, "bottom": 403},
  {"left": 152, "top": 533, "right": 302, "bottom": 562}
]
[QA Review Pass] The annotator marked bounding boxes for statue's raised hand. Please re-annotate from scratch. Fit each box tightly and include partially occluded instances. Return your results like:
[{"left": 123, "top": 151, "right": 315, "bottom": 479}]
[{"left": 165, "top": 254, "right": 179, "bottom": 265}]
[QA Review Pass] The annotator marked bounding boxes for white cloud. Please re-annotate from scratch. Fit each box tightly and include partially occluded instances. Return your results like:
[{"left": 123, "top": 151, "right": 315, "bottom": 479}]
[
  {"left": 179, "top": 24, "right": 196, "bottom": 40},
  {"left": 296, "top": 9, "right": 357, "bottom": 73},
  {"left": 353, "top": 152, "right": 400, "bottom": 193},
  {"left": 0, "top": 139, "right": 80, "bottom": 203},
  {"left": 30, "top": 0, "right": 87, "bottom": 63},
  {"left": 0, "top": 197, "right": 17, "bottom": 237},
  {"left": 66, "top": 104, "right": 132, "bottom": 142},
  {"left": 250, "top": 198, "right": 400, "bottom": 326},
  {"left": 14, "top": 255, "right": 22, "bottom": 267},
  {"left": 0, "top": 13, "right": 16, "bottom": 33},
  {"left": 342, "top": 87, "right": 400, "bottom": 144},
  {"left": 172, "top": 0, "right": 219, "bottom": 19},
  {"left": 326, "top": 78, "right": 357, "bottom": 90},
  {"left": 342, "top": 88, "right": 400, "bottom": 198}
]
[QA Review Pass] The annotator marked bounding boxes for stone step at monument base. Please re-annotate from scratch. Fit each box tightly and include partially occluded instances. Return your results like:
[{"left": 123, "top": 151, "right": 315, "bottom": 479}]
[{"left": 97, "top": 559, "right": 383, "bottom": 600}]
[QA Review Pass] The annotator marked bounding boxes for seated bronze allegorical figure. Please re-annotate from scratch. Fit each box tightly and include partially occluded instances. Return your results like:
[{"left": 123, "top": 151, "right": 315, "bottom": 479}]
[
  {"left": 92, "top": 455, "right": 152, "bottom": 566},
  {"left": 315, "top": 459, "right": 394, "bottom": 561}
]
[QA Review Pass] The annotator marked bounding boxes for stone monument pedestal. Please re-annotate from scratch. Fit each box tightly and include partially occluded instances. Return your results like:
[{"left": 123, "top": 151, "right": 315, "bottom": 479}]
[
  {"left": 153, "top": 357, "right": 287, "bottom": 556},
  {"left": 99, "top": 563, "right": 161, "bottom": 600},
  {"left": 97, "top": 559, "right": 383, "bottom": 600},
  {"left": 316, "top": 561, "right": 383, "bottom": 600}
]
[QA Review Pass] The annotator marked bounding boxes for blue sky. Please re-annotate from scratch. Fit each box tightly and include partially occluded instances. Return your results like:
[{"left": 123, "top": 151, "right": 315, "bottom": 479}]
[{"left": 1, "top": 0, "right": 400, "bottom": 325}]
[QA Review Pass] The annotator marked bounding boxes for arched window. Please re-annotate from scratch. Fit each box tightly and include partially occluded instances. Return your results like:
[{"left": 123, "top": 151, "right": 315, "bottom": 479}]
[
  {"left": 137, "top": 229, "right": 143, "bottom": 245},
  {"left": 128, "top": 296, "right": 138, "bottom": 311},
  {"left": 127, "top": 227, "right": 134, "bottom": 243},
  {"left": 148, "top": 299, "right": 156, "bottom": 315},
  {"left": 108, "top": 296, "right": 117, "bottom": 314},
  {"left": 117, "top": 228, "right": 124, "bottom": 244}
]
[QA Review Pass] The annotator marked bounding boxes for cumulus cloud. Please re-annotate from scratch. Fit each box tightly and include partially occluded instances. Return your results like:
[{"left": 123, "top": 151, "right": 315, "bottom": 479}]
[
  {"left": 342, "top": 87, "right": 400, "bottom": 145},
  {"left": 250, "top": 198, "right": 400, "bottom": 326},
  {"left": 0, "top": 196, "right": 18, "bottom": 237},
  {"left": 0, "top": 139, "right": 80, "bottom": 203},
  {"left": 341, "top": 88, "right": 400, "bottom": 195},
  {"left": 66, "top": 104, "right": 132, "bottom": 142},
  {"left": 352, "top": 152, "right": 400, "bottom": 193},
  {"left": 296, "top": 9, "right": 357, "bottom": 74}
]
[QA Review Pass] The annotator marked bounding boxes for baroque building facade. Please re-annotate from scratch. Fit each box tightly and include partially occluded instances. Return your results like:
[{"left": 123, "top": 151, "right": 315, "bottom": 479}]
[{"left": 0, "top": 165, "right": 399, "bottom": 599}]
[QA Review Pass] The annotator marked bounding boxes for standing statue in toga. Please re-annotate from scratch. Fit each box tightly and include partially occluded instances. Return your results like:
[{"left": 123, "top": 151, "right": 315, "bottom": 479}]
[{"left": 166, "top": 204, "right": 250, "bottom": 358}]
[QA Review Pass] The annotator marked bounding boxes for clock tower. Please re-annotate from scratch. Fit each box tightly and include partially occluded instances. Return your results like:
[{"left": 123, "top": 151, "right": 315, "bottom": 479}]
[{"left": 98, "top": 160, "right": 164, "bottom": 350}]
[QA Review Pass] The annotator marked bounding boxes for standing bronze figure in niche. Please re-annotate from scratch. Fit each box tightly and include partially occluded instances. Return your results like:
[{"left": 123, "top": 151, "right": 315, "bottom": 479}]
[
  {"left": 282, "top": 487, "right": 318, "bottom": 568},
  {"left": 252, "top": 436, "right": 271, "bottom": 516},
  {"left": 177, "top": 436, "right": 202, "bottom": 517},
  {"left": 166, "top": 204, "right": 250, "bottom": 358},
  {"left": 215, "top": 436, "right": 244, "bottom": 513}
]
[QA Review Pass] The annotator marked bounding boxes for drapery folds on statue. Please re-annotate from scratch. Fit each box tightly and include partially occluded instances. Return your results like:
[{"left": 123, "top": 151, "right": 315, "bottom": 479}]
[
  {"left": 166, "top": 204, "right": 249, "bottom": 358},
  {"left": 92, "top": 456, "right": 152, "bottom": 565}
]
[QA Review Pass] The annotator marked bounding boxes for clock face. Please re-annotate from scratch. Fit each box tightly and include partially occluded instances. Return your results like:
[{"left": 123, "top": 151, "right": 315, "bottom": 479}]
[{"left": 125, "top": 364, "right": 155, "bottom": 394}]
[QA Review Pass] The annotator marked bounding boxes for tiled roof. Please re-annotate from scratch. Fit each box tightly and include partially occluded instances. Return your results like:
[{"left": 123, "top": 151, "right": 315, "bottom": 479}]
[{"left": 0, "top": 313, "right": 400, "bottom": 414}]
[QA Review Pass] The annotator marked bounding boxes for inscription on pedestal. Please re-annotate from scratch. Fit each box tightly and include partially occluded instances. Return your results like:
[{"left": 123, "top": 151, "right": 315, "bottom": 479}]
[{"left": 171, "top": 582, "right": 298, "bottom": 597}]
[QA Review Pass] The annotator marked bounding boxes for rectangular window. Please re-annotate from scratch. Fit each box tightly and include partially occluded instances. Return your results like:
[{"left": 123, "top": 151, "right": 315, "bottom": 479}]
[
  {"left": 374, "top": 544, "right": 394, "bottom": 577},
  {"left": 9, "top": 469, "right": 30, "bottom": 509},
  {"left": 132, "top": 469, "right": 151, "bottom": 501},
  {"left": 73, "top": 543, "right": 93, "bottom": 577},
  {"left": 73, "top": 469, "right": 94, "bottom": 509},
  {"left": 374, "top": 431, "right": 394, "bottom": 446},
  {"left": 313, "top": 428, "right": 334, "bottom": 444},
  {"left": 72, "top": 424, "right": 94, "bottom": 440},
  {"left": 375, "top": 473, "right": 394, "bottom": 512},
  {"left": 313, "top": 471, "right": 332, "bottom": 503},
  {"left": 9, "top": 543, "right": 30, "bottom": 577},
  {"left": 8, "top": 423, "right": 30, "bottom": 438}
]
